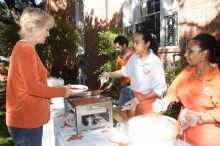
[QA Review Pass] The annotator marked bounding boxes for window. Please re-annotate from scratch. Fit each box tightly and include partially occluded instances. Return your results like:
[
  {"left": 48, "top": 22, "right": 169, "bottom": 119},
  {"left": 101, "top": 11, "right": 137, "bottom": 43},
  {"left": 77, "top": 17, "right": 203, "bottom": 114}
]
[
  {"left": 136, "top": 0, "right": 160, "bottom": 42},
  {"left": 124, "top": 0, "right": 133, "bottom": 36},
  {"left": 125, "top": 25, "right": 133, "bottom": 36},
  {"left": 75, "top": 0, "right": 84, "bottom": 29},
  {"left": 165, "top": 13, "right": 178, "bottom": 46},
  {"left": 140, "top": 0, "right": 160, "bottom": 16}
]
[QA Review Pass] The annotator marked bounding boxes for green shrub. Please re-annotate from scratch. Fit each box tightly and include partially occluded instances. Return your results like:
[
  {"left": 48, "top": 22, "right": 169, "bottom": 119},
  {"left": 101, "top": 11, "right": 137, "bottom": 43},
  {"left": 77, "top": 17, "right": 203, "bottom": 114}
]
[
  {"left": 164, "top": 57, "right": 188, "bottom": 119},
  {"left": 0, "top": 82, "right": 6, "bottom": 91},
  {"left": 0, "top": 112, "right": 13, "bottom": 146},
  {"left": 165, "top": 57, "right": 188, "bottom": 86},
  {"left": 0, "top": 5, "right": 80, "bottom": 70},
  {"left": 0, "top": 18, "right": 19, "bottom": 57},
  {"left": 36, "top": 17, "right": 80, "bottom": 68}
]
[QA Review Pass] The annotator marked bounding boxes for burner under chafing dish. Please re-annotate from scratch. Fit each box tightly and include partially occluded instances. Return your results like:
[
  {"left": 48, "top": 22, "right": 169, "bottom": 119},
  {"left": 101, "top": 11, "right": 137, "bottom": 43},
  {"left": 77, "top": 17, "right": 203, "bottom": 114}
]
[{"left": 82, "top": 115, "right": 95, "bottom": 126}]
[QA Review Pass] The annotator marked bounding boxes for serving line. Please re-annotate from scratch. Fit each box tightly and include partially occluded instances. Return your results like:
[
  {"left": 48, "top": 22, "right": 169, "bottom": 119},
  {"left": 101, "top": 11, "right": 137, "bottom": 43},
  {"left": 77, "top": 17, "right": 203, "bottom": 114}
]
[{"left": 42, "top": 98, "right": 191, "bottom": 146}]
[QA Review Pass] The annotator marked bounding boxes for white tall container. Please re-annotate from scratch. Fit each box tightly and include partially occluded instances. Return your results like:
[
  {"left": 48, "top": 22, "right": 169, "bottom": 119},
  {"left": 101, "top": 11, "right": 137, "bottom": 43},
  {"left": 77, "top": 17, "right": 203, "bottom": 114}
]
[{"left": 128, "top": 115, "right": 178, "bottom": 146}]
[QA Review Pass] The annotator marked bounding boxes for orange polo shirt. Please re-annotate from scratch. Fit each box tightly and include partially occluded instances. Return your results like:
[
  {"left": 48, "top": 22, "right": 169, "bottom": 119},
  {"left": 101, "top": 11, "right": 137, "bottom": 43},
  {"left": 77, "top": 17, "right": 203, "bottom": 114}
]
[
  {"left": 116, "top": 49, "right": 135, "bottom": 87},
  {"left": 166, "top": 64, "right": 220, "bottom": 146},
  {"left": 6, "top": 41, "right": 66, "bottom": 128}
]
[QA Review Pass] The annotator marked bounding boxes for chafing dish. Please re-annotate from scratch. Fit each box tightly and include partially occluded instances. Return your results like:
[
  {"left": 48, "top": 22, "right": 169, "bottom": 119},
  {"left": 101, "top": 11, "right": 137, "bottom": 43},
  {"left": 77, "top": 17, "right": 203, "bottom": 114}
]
[{"left": 64, "top": 92, "right": 113, "bottom": 135}]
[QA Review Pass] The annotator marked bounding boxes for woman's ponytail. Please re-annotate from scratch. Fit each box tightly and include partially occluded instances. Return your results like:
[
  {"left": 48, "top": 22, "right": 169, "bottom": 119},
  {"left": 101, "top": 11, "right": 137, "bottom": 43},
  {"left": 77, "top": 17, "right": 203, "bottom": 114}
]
[
  {"left": 192, "top": 34, "right": 220, "bottom": 69},
  {"left": 150, "top": 33, "right": 159, "bottom": 55}
]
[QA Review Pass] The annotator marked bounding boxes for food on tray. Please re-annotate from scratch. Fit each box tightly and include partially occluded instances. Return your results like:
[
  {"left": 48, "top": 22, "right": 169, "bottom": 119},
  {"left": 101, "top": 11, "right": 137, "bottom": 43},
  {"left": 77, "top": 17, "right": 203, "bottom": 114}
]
[
  {"left": 67, "top": 90, "right": 101, "bottom": 99},
  {"left": 71, "top": 97, "right": 108, "bottom": 106}
]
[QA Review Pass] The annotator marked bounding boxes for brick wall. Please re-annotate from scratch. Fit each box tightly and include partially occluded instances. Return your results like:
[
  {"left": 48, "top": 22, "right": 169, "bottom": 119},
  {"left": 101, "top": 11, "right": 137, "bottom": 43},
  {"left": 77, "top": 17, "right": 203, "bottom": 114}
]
[
  {"left": 179, "top": 0, "right": 220, "bottom": 53},
  {"left": 83, "top": 0, "right": 124, "bottom": 89}
]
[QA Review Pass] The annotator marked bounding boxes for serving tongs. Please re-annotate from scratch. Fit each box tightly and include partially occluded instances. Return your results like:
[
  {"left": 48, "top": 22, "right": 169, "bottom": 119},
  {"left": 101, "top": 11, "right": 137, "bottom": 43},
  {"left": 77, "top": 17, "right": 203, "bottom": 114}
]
[{"left": 98, "top": 74, "right": 109, "bottom": 93}]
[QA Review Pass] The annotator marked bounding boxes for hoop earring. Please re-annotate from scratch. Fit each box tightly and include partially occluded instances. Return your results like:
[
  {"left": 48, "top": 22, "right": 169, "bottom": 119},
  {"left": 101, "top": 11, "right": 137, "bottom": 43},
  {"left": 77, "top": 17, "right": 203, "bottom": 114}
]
[{"left": 200, "top": 58, "right": 205, "bottom": 61}]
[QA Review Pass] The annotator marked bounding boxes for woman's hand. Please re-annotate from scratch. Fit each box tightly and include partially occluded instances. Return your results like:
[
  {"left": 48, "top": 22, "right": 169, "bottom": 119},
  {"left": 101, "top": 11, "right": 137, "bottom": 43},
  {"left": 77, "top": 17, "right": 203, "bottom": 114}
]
[
  {"left": 65, "top": 85, "right": 74, "bottom": 97},
  {"left": 152, "top": 98, "right": 170, "bottom": 113},
  {"left": 179, "top": 109, "right": 207, "bottom": 132}
]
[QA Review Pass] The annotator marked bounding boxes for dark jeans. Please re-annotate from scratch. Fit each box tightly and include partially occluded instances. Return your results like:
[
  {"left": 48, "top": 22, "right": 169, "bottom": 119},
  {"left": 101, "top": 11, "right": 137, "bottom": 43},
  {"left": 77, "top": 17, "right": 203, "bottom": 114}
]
[
  {"left": 118, "top": 86, "right": 134, "bottom": 107},
  {"left": 7, "top": 126, "right": 43, "bottom": 146}
]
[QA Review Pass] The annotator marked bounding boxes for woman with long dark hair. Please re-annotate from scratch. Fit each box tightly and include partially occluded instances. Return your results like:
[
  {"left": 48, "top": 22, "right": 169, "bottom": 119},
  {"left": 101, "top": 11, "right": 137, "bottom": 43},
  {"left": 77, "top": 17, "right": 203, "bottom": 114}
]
[{"left": 101, "top": 30, "right": 166, "bottom": 114}]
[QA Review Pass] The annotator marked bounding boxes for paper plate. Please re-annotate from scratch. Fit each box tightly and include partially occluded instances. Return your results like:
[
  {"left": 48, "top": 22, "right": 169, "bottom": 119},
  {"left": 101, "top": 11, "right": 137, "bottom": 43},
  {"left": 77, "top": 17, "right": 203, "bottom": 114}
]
[{"left": 70, "top": 84, "right": 88, "bottom": 93}]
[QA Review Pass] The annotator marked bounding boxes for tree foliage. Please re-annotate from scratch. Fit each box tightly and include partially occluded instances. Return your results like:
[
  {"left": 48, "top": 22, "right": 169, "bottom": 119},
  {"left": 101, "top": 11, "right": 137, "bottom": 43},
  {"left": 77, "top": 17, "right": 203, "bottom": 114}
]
[
  {"left": 37, "top": 17, "right": 80, "bottom": 69},
  {"left": 0, "top": 2, "right": 19, "bottom": 56},
  {"left": 0, "top": 0, "right": 42, "bottom": 56},
  {"left": 4, "top": 0, "right": 37, "bottom": 10},
  {"left": 0, "top": 2, "right": 80, "bottom": 72}
]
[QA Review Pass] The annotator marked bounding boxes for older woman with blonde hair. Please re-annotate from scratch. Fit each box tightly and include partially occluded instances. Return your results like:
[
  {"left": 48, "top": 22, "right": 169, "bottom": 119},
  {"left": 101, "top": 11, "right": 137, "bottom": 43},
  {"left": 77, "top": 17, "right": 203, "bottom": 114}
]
[{"left": 6, "top": 7, "right": 74, "bottom": 146}]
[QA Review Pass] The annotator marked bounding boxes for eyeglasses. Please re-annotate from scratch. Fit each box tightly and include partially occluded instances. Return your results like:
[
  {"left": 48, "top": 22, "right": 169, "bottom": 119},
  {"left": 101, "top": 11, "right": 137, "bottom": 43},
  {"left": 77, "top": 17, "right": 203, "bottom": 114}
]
[{"left": 185, "top": 48, "right": 201, "bottom": 54}]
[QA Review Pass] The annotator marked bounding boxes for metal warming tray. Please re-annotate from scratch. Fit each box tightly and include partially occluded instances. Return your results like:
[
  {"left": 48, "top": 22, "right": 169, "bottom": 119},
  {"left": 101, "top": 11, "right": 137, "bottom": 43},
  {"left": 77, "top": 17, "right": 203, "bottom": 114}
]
[{"left": 64, "top": 93, "right": 113, "bottom": 135}]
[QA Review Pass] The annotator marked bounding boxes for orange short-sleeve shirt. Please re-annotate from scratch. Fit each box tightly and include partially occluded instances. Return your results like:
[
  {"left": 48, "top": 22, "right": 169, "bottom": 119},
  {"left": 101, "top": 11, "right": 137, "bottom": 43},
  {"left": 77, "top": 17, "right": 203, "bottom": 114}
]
[{"left": 116, "top": 49, "right": 135, "bottom": 87}]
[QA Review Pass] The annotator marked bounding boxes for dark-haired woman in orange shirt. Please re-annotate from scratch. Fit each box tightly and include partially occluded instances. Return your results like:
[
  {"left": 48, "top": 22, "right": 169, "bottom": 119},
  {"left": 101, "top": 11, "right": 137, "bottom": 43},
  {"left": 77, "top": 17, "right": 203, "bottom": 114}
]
[{"left": 154, "top": 33, "right": 220, "bottom": 146}]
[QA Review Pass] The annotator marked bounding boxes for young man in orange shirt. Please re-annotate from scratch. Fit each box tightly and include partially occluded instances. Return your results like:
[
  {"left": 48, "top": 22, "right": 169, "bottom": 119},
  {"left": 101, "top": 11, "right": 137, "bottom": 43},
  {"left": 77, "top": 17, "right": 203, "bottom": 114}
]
[{"left": 104, "top": 36, "right": 135, "bottom": 107}]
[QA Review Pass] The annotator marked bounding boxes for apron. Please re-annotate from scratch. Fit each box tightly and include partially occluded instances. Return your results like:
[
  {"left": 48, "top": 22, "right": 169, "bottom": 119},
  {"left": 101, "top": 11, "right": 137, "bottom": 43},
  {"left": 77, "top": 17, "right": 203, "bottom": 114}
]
[{"left": 133, "top": 91, "right": 157, "bottom": 115}]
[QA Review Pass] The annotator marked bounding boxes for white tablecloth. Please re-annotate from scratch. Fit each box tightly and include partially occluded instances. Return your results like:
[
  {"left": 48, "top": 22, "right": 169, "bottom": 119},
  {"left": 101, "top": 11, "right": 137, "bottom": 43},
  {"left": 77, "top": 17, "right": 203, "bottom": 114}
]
[{"left": 42, "top": 99, "right": 191, "bottom": 146}]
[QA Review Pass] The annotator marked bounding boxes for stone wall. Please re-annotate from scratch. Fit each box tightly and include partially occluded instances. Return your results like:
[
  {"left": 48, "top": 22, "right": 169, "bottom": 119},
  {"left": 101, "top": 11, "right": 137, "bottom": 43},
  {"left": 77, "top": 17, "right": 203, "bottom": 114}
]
[{"left": 179, "top": 0, "right": 220, "bottom": 51}]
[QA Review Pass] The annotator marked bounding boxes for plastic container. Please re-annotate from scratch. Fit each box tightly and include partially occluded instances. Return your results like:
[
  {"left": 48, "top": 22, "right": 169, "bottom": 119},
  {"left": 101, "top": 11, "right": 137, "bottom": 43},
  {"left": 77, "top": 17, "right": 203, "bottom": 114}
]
[{"left": 128, "top": 115, "right": 178, "bottom": 146}]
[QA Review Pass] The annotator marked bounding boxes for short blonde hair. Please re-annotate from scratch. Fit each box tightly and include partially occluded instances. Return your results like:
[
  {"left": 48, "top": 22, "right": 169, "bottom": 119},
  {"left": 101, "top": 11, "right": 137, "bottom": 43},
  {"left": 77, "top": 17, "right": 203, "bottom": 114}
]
[{"left": 19, "top": 7, "right": 54, "bottom": 38}]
